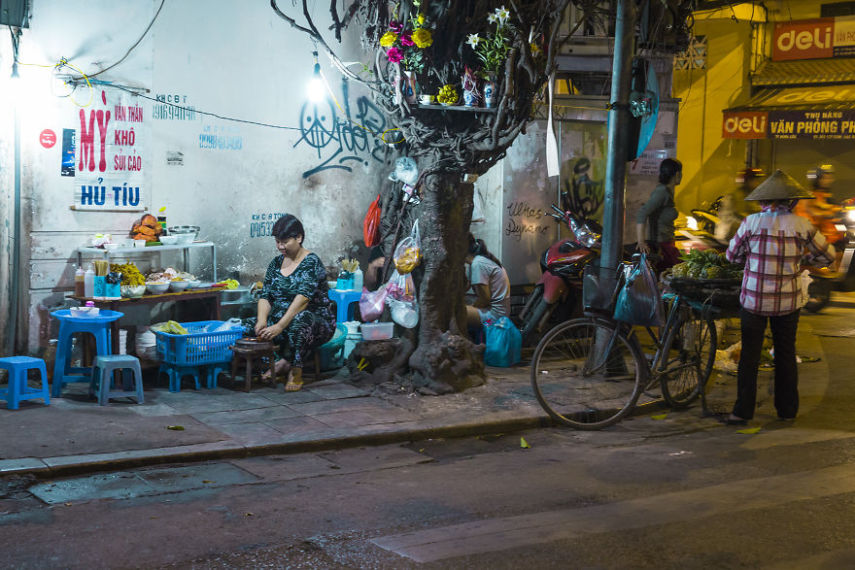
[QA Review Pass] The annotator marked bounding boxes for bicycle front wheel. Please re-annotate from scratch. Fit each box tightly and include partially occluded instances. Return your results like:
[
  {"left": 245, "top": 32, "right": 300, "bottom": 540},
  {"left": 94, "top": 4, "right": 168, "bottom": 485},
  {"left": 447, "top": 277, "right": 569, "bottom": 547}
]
[
  {"left": 531, "top": 318, "right": 645, "bottom": 430},
  {"left": 660, "top": 312, "right": 717, "bottom": 408}
]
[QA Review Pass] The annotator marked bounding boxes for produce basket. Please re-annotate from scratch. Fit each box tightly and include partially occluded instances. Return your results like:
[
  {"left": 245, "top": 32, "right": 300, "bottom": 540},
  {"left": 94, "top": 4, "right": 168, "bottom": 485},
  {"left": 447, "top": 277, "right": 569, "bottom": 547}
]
[
  {"left": 663, "top": 276, "right": 742, "bottom": 310},
  {"left": 153, "top": 320, "right": 244, "bottom": 366}
]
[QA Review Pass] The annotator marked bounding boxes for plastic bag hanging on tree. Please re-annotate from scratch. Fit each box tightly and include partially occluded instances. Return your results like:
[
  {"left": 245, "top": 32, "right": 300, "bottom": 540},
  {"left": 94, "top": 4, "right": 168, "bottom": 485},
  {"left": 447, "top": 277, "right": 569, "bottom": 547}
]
[
  {"left": 394, "top": 220, "right": 421, "bottom": 274},
  {"left": 363, "top": 194, "right": 382, "bottom": 247},
  {"left": 359, "top": 285, "right": 388, "bottom": 322}
]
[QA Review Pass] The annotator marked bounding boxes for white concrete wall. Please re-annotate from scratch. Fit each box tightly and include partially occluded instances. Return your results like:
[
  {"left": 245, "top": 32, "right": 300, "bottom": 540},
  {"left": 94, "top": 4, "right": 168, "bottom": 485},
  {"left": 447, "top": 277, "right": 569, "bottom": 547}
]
[{"left": 0, "top": 0, "right": 388, "bottom": 353}]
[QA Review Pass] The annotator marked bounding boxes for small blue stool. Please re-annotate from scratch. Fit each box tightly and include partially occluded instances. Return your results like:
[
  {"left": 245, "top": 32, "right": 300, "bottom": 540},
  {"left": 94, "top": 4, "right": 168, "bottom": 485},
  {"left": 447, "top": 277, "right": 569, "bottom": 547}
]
[
  {"left": 89, "top": 355, "right": 144, "bottom": 405},
  {"left": 0, "top": 356, "right": 50, "bottom": 410},
  {"left": 327, "top": 289, "right": 362, "bottom": 323},
  {"left": 158, "top": 363, "right": 203, "bottom": 392},
  {"left": 50, "top": 309, "right": 124, "bottom": 397},
  {"left": 205, "top": 363, "right": 229, "bottom": 389}
]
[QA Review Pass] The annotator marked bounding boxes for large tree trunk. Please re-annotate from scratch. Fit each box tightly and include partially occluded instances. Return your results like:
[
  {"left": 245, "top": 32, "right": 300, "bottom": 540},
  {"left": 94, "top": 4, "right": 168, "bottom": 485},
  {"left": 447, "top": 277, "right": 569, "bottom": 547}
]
[{"left": 408, "top": 171, "right": 485, "bottom": 393}]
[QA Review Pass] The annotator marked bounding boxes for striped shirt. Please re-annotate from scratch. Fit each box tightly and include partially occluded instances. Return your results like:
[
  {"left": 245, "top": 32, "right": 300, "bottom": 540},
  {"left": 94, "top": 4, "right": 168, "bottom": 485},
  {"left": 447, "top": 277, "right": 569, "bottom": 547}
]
[{"left": 726, "top": 205, "right": 835, "bottom": 316}]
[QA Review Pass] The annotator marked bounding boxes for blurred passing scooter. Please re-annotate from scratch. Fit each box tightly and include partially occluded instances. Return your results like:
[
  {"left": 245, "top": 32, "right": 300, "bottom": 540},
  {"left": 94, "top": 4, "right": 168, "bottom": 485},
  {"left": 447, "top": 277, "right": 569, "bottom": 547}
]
[{"left": 804, "top": 198, "right": 855, "bottom": 313}]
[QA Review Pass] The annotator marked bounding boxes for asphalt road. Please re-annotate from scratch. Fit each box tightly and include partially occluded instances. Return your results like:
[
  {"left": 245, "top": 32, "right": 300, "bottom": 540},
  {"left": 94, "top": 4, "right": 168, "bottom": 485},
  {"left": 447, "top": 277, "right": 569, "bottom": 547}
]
[{"left": 3, "top": 301, "right": 855, "bottom": 569}]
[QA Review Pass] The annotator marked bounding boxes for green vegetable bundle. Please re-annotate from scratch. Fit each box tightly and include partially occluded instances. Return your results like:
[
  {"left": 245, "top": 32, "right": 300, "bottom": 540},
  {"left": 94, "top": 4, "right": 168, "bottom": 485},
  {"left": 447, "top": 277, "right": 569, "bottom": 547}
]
[{"left": 669, "top": 249, "right": 743, "bottom": 280}]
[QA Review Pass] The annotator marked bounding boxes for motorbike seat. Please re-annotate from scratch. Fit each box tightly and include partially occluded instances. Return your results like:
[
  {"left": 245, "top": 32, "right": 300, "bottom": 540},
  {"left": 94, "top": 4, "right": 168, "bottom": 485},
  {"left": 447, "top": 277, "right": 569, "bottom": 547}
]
[{"left": 558, "top": 241, "right": 578, "bottom": 253}]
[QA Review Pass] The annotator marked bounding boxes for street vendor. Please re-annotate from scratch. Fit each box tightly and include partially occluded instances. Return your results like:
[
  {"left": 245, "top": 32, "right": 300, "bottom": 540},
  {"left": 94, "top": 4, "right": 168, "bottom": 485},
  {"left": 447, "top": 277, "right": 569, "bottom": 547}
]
[
  {"left": 725, "top": 170, "right": 835, "bottom": 425},
  {"left": 246, "top": 214, "right": 336, "bottom": 391}
]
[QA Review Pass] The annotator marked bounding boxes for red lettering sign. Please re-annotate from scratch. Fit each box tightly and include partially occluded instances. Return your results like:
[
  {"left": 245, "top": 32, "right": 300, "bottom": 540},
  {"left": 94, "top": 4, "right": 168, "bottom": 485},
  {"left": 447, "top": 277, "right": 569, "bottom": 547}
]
[
  {"left": 39, "top": 129, "right": 56, "bottom": 149},
  {"left": 773, "top": 19, "right": 834, "bottom": 61},
  {"left": 722, "top": 111, "right": 768, "bottom": 139}
]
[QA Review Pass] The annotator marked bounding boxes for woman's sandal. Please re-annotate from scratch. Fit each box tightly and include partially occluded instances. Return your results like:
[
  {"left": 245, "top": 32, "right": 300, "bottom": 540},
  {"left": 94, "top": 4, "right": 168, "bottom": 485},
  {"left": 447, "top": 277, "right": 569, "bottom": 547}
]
[
  {"left": 262, "top": 359, "right": 291, "bottom": 383},
  {"left": 285, "top": 369, "right": 303, "bottom": 392}
]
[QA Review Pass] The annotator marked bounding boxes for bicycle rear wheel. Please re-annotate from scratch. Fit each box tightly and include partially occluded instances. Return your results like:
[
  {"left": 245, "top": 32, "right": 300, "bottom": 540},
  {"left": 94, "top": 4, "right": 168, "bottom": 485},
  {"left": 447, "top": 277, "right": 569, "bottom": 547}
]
[
  {"left": 531, "top": 318, "right": 645, "bottom": 430},
  {"left": 660, "top": 311, "right": 717, "bottom": 408}
]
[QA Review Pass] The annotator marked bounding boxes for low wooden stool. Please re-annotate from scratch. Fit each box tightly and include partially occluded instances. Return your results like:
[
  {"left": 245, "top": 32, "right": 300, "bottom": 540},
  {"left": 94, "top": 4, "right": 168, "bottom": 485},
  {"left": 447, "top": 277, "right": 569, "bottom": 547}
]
[{"left": 229, "top": 338, "right": 275, "bottom": 392}]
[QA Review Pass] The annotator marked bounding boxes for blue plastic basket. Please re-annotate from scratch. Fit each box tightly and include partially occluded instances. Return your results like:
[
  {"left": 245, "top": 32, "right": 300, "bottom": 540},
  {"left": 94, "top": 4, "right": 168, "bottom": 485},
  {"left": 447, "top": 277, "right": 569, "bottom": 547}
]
[{"left": 153, "top": 321, "right": 243, "bottom": 366}]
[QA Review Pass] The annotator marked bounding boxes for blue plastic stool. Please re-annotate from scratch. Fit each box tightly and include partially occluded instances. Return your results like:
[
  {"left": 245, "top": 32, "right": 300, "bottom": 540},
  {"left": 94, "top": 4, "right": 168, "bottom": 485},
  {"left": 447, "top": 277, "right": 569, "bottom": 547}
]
[
  {"left": 89, "top": 355, "right": 144, "bottom": 405},
  {"left": 158, "top": 363, "right": 203, "bottom": 392},
  {"left": 50, "top": 309, "right": 124, "bottom": 397},
  {"left": 327, "top": 289, "right": 362, "bottom": 323},
  {"left": 0, "top": 356, "right": 50, "bottom": 410}
]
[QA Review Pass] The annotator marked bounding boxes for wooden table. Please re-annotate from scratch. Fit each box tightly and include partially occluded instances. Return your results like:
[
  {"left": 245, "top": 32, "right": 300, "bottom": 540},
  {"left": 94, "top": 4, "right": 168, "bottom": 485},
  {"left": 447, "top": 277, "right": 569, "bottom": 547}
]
[{"left": 72, "top": 287, "right": 223, "bottom": 354}]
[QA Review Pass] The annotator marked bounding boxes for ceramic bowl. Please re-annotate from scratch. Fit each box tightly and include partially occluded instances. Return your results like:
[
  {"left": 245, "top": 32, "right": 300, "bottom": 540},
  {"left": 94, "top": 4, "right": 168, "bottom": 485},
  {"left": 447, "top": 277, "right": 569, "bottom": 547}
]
[
  {"left": 158, "top": 235, "right": 179, "bottom": 245},
  {"left": 185, "top": 279, "right": 201, "bottom": 289},
  {"left": 170, "top": 280, "right": 190, "bottom": 292},
  {"left": 121, "top": 284, "right": 146, "bottom": 298},
  {"left": 146, "top": 281, "right": 169, "bottom": 294},
  {"left": 103, "top": 243, "right": 121, "bottom": 252}
]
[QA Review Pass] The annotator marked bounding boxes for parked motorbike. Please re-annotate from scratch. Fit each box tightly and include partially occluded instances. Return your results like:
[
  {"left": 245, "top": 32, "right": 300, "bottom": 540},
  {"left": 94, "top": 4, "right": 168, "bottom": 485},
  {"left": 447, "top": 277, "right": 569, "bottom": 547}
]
[
  {"left": 518, "top": 205, "right": 603, "bottom": 345},
  {"left": 804, "top": 200, "right": 855, "bottom": 313}
]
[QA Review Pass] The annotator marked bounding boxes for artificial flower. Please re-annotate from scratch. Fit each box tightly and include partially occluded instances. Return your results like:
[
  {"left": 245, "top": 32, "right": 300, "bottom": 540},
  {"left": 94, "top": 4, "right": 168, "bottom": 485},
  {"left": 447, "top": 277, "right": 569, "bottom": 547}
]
[
  {"left": 495, "top": 5, "right": 510, "bottom": 25},
  {"left": 411, "top": 28, "right": 433, "bottom": 48},
  {"left": 487, "top": 12, "right": 498, "bottom": 24},
  {"left": 389, "top": 20, "right": 403, "bottom": 33},
  {"left": 401, "top": 32, "right": 415, "bottom": 47},
  {"left": 386, "top": 46, "right": 404, "bottom": 63},
  {"left": 530, "top": 42, "right": 542, "bottom": 56},
  {"left": 380, "top": 31, "right": 398, "bottom": 47},
  {"left": 466, "top": 33, "right": 481, "bottom": 49},
  {"left": 417, "top": 13, "right": 425, "bottom": 26}
]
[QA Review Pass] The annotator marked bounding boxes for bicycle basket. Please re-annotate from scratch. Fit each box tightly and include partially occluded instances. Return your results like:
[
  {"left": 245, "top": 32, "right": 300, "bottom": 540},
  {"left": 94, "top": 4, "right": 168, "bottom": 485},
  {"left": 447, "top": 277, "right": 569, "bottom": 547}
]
[
  {"left": 664, "top": 276, "right": 742, "bottom": 309},
  {"left": 582, "top": 264, "right": 627, "bottom": 315}
]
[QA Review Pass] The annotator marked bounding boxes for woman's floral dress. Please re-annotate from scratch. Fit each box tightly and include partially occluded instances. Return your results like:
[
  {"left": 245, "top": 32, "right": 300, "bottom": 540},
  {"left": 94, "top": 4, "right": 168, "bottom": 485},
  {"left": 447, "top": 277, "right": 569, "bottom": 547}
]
[{"left": 244, "top": 253, "right": 336, "bottom": 368}]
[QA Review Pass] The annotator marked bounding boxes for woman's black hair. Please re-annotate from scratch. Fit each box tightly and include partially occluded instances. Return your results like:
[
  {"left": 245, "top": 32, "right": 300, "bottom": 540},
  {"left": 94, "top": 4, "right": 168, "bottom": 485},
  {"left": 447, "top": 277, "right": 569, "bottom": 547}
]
[
  {"left": 272, "top": 214, "right": 304, "bottom": 243},
  {"left": 468, "top": 234, "right": 502, "bottom": 267},
  {"left": 658, "top": 158, "right": 682, "bottom": 185}
]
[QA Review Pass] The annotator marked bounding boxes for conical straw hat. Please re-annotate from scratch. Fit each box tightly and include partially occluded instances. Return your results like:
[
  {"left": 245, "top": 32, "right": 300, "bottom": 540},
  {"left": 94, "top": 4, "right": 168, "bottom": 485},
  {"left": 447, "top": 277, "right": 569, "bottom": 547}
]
[{"left": 745, "top": 169, "right": 814, "bottom": 201}]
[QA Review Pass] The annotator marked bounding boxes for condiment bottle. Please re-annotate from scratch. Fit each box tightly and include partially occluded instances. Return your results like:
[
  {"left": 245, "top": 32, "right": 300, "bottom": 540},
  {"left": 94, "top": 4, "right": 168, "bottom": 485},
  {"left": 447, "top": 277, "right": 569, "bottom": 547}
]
[
  {"left": 84, "top": 264, "right": 95, "bottom": 297},
  {"left": 352, "top": 267, "right": 364, "bottom": 291},
  {"left": 74, "top": 265, "right": 86, "bottom": 297}
]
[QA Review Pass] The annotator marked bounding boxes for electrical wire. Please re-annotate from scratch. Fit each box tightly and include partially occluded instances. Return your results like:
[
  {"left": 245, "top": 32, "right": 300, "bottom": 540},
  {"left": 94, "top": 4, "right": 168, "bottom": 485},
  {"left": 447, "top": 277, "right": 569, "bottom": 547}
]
[{"left": 72, "top": 0, "right": 166, "bottom": 80}]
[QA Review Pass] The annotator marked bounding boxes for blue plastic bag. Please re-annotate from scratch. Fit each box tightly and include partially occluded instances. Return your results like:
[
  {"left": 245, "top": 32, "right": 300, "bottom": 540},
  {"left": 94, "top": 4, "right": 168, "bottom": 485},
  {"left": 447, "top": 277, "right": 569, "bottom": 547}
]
[
  {"left": 484, "top": 316, "right": 522, "bottom": 367},
  {"left": 613, "top": 254, "right": 664, "bottom": 327}
]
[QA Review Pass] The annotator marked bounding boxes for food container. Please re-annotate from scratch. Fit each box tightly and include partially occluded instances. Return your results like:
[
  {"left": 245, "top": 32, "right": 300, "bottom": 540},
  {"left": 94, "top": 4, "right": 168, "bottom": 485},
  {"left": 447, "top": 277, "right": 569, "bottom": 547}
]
[
  {"left": 146, "top": 281, "right": 170, "bottom": 294},
  {"left": 103, "top": 243, "right": 120, "bottom": 252},
  {"left": 121, "top": 285, "right": 146, "bottom": 298},
  {"left": 168, "top": 225, "right": 200, "bottom": 242},
  {"left": 170, "top": 280, "right": 190, "bottom": 292},
  {"left": 158, "top": 235, "right": 179, "bottom": 245},
  {"left": 361, "top": 321, "right": 394, "bottom": 340},
  {"left": 133, "top": 239, "right": 147, "bottom": 248},
  {"left": 185, "top": 279, "right": 201, "bottom": 289},
  {"left": 70, "top": 306, "right": 100, "bottom": 317},
  {"left": 175, "top": 233, "right": 195, "bottom": 244}
]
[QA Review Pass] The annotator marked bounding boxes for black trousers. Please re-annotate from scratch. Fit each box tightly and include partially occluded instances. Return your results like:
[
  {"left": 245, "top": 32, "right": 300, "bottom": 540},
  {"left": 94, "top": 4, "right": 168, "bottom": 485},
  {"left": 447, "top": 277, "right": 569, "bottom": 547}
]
[{"left": 732, "top": 308, "right": 800, "bottom": 420}]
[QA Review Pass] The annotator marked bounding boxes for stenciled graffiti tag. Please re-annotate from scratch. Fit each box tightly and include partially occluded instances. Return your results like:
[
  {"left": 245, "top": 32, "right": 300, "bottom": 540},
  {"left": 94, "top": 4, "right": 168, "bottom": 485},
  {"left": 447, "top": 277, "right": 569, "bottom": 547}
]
[
  {"left": 561, "top": 157, "right": 604, "bottom": 221},
  {"left": 293, "top": 84, "right": 387, "bottom": 179}
]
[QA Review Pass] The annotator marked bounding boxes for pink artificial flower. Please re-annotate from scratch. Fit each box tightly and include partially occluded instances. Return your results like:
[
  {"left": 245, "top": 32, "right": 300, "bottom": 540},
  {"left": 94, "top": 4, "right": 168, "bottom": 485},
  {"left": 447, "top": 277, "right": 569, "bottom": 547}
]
[
  {"left": 387, "top": 47, "right": 404, "bottom": 63},
  {"left": 401, "top": 32, "right": 415, "bottom": 47},
  {"left": 389, "top": 20, "right": 403, "bottom": 33}
]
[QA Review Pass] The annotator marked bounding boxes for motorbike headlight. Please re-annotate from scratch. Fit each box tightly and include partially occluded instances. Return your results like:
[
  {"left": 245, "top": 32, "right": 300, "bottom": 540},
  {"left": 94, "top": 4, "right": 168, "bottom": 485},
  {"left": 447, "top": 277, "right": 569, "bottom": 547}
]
[
  {"left": 686, "top": 216, "right": 698, "bottom": 231},
  {"left": 847, "top": 209, "right": 855, "bottom": 223}
]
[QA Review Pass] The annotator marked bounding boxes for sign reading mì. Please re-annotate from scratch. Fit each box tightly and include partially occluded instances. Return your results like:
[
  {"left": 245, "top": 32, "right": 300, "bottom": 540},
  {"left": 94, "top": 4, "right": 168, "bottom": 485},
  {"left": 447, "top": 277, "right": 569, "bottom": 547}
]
[{"left": 773, "top": 16, "right": 855, "bottom": 60}]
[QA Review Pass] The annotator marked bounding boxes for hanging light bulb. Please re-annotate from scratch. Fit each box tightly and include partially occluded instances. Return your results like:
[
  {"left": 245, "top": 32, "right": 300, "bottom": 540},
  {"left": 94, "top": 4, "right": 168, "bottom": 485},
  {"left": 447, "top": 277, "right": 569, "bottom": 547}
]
[{"left": 306, "top": 51, "right": 325, "bottom": 103}]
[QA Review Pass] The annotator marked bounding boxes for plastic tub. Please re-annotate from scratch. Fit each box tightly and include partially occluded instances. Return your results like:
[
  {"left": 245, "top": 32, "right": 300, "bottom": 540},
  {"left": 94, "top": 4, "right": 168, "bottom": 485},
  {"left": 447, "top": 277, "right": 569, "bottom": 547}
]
[
  {"left": 153, "top": 320, "right": 243, "bottom": 366},
  {"left": 318, "top": 324, "right": 347, "bottom": 370},
  {"left": 361, "top": 321, "right": 394, "bottom": 341}
]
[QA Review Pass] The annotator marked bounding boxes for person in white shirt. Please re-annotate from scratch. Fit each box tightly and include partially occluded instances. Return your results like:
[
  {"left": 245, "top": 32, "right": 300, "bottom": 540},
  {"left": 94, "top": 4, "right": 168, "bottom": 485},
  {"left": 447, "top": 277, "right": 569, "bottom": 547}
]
[{"left": 465, "top": 234, "right": 511, "bottom": 336}]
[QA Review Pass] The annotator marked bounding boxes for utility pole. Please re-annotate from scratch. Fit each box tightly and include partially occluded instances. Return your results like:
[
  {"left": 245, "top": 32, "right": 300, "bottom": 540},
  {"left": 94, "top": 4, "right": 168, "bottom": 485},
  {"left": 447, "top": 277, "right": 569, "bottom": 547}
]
[{"left": 600, "top": 0, "right": 636, "bottom": 271}]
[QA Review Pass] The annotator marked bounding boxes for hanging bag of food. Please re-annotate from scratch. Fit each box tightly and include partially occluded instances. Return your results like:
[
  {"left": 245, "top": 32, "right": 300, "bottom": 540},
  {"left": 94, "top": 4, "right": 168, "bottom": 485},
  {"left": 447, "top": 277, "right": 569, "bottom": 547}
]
[
  {"left": 393, "top": 220, "right": 421, "bottom": 274},
  {"left": 363, "top": 194, "right": 382, "bottom": 247}
]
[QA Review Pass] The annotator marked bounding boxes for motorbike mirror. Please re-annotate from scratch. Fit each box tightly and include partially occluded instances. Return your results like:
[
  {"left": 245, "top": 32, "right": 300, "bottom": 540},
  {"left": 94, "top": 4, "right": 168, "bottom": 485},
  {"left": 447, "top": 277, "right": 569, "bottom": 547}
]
[{"left": 550, "top": 204, "right": 565, "bottom": 216}]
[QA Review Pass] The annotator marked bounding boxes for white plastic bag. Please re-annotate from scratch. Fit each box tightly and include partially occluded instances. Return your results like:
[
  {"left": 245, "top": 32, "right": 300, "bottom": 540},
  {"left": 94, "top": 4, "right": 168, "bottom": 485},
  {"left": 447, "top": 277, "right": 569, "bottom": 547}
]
[{"left": 388, "top": 298, "right": 418, "bottom": 328}]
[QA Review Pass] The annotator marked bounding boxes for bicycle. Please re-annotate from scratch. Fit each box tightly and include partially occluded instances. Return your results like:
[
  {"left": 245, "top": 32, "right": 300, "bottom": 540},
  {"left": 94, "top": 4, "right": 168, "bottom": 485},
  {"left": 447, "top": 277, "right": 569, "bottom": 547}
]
[{"left": 530, "top": 261, "right": 718, "bottom": 430}]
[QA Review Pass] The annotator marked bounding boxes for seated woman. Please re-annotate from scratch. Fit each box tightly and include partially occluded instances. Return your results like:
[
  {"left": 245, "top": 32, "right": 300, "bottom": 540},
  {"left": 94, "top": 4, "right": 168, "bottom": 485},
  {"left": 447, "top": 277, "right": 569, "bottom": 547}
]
[
  {"left": 245, "top": 214, "right": 336, "bottom": 391},
  {"left": 465, "top": 234, "right": 511, "bottom": 338}
]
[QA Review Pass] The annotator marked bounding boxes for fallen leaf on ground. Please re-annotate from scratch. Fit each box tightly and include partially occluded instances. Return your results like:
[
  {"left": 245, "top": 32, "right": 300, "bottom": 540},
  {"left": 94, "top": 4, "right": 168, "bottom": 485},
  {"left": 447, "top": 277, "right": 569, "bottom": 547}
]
[
  {"left": 736, "top": 426, "right": 762, "bottom": 435},
  {"left": 520, "top": 437, "right": 531, "bottom": 449},
  {"left": 202, "top": 480, "right": 214, "bottom": 484},
  {"left": 166, "top": 425, "right": 185, "bottom": 431},
  {"left": 651, "top": 413, "right": 668, "bottom": 420}
]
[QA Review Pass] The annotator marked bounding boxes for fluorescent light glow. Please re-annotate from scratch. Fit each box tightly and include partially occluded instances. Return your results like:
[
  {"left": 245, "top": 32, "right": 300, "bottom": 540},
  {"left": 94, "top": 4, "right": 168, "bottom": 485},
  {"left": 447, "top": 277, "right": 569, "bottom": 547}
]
[{"left": 686, "top": 216, "right": 698, "bottom": 230}]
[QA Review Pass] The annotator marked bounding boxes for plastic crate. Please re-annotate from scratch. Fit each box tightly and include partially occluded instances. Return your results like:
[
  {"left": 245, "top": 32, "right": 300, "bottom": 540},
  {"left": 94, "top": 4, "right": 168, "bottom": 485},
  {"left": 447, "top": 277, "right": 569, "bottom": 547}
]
[{"left": 153, "top": 321, "right": 243, "bottom": 366}]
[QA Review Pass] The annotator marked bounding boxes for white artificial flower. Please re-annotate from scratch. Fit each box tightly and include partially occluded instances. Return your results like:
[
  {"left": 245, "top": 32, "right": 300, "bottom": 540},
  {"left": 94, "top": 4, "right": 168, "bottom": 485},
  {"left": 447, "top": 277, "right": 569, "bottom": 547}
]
[
  {"left": 496, "top": 5, "right": 510, "bottom": 25},
  {"left": 487, "top": 12, "right": 498, "bottom": 24},
  {"left": 466, "top": 33, "right": 481, "bottom": 49}
]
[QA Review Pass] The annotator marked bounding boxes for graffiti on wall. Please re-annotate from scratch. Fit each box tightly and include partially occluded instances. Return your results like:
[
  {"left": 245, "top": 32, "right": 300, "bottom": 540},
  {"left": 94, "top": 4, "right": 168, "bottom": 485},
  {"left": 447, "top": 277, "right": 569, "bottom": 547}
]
[
  {"left": 505, "top": 201, "right": 551, "bottom": 242},
  {"left": 293, "top": 81, "right": 387, "bottom": 179},
  {"left": 561, "top": 157, "right": 604, "bottom": 221},
  {"left": 72, "top": 90, "right": 145, "bottom": 211}
]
